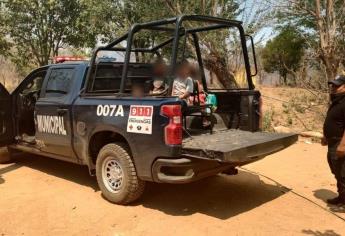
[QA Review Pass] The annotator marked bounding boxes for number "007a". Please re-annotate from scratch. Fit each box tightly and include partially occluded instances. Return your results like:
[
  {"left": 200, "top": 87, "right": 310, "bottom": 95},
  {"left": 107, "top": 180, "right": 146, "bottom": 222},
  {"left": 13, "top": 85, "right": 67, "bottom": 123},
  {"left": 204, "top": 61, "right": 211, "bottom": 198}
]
[{"left": 96, "top": 105, "right": 124, "bottom": 117}]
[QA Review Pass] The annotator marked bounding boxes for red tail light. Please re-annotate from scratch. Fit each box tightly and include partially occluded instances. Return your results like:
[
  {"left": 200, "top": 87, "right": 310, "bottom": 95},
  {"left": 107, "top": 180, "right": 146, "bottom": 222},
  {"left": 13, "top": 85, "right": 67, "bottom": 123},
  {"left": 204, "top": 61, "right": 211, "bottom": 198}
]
[{"left": 161, "top": 105, "right": 182, "bottom": 145}]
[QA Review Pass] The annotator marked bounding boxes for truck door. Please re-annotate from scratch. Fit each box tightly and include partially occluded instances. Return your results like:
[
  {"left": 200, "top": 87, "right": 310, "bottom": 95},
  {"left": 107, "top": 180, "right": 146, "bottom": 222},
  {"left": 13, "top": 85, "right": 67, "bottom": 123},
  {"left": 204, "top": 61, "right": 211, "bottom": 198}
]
[
  {"left": 0, "top": 83, "right": 14, "bottom": 147},
  {"left": 35, "top": 66, "right": 76, "bottom": 159}
]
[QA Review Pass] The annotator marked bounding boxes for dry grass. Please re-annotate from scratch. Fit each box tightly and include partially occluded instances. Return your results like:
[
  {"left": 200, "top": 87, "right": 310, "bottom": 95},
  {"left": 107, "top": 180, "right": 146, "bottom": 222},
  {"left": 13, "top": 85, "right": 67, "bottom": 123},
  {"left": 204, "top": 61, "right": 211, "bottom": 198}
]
[
  {"left": 259, "top": 86, "right": 328, "bottom": 133},
  {"left": 0, "top": 56, "right": 22, "bottom": 92}
]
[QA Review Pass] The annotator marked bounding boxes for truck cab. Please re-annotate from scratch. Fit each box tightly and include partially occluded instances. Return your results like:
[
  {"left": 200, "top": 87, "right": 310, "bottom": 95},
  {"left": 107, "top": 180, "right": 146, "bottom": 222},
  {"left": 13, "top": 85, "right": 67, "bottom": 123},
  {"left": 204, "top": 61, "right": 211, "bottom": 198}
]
[
  {"left": 0, "top": 62, "right": 87, "bottom": 159},
  {"left": 0, "top": 15, "right": 297, "bottom": 205}
]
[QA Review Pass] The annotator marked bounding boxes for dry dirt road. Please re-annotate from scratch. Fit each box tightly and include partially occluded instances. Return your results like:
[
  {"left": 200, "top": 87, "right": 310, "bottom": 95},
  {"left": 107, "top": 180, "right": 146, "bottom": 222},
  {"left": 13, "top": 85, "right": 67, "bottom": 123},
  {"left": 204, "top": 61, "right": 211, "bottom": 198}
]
[{"left": 0, "top": 141, "right": 345, "bottom": 236}]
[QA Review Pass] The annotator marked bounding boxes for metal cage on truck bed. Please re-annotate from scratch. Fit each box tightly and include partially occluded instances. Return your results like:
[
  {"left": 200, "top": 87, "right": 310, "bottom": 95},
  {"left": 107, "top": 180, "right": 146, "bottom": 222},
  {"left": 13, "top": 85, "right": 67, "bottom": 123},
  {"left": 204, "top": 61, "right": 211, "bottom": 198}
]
[{"left": 84, "top": 15, "right": 257, "bottom": 96}]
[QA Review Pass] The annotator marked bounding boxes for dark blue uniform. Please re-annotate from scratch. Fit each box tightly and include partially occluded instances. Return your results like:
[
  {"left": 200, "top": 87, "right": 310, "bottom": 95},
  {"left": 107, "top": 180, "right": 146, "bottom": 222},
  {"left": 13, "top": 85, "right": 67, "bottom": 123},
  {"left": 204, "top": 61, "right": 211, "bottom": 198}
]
[{"left": 323, "top": 94, "right": 345, "bottom": 198}]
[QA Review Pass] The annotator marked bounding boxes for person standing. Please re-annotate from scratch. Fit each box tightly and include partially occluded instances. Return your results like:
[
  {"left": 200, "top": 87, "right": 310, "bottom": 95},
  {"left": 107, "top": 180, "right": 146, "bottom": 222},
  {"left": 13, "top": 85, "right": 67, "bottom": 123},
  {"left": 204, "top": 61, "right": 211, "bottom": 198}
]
[{"left": 322, "top": 75, "right": 345, "bottom": 205}]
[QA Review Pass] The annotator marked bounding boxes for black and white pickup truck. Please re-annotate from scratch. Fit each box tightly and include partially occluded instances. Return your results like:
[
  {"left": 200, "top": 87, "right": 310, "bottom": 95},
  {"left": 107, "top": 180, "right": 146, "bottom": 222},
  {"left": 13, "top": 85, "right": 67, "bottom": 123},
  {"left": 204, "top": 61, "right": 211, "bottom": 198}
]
[{"left": 0, "top": 15, "right": 297, "bottom": 204}]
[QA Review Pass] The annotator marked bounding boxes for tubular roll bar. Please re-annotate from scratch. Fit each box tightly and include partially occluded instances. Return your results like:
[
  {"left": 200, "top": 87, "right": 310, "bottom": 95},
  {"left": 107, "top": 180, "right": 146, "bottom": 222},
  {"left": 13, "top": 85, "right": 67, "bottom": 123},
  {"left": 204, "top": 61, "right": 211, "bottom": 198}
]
[{"left": 84, "top": 15, "right": 255, "bottom": 95}]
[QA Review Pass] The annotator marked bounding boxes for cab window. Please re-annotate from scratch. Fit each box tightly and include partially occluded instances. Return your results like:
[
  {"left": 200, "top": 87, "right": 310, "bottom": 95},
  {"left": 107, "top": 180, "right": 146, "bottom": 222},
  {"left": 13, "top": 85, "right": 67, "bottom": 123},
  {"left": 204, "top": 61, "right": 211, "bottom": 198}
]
[{"left": 43, "top": 68, "right": 74, "bottom": 98}]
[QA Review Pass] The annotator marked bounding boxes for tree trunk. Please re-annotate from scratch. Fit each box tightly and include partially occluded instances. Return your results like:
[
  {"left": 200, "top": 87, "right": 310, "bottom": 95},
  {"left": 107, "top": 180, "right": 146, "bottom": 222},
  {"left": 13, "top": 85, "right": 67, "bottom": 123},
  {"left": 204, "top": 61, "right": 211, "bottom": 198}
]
[
  {"left": 314, "top": 0, "right": 340, "bottom": 81},
  {"left": 163, "top": 0, "right": 239, "bottom": 88},
  {"left": 203, "top": 54, "right": 238, "bottom": 89},
  {"left": 320, "top": 54, "right": 339, "bottom": 81}
]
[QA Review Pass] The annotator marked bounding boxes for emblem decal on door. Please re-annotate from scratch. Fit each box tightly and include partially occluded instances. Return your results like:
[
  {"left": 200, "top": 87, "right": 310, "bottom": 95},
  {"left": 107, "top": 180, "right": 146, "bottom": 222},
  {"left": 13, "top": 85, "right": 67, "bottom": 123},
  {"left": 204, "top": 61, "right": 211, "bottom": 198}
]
[{"left": 37, "top": 115, "right": 67, "bottom": 135}]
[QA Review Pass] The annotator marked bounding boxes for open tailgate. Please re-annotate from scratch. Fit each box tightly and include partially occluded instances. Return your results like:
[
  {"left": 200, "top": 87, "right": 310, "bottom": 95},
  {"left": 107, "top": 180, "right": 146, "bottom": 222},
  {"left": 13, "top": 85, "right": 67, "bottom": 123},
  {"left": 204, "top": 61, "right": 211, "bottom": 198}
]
[{"left": 182, "top": 129, "right": 298, "bottom": 165}]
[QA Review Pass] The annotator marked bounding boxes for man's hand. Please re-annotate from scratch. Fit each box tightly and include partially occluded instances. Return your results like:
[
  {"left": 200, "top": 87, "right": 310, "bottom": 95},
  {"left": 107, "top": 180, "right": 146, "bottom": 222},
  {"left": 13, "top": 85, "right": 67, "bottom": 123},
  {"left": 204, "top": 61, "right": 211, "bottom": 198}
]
[
  {"left": 336, "top": 131, "right": 345, "bottom": 158},
  {"left": 336, "top": 143, "right": 345, "bottom": 158}
]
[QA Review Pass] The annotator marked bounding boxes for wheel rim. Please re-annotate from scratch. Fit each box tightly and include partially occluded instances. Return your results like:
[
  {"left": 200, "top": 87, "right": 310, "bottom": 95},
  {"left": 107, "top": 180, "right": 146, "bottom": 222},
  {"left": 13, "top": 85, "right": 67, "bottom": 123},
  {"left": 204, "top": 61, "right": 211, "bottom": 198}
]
[{"left": 102, "top": 157, "right": 124, "bottom": 193}]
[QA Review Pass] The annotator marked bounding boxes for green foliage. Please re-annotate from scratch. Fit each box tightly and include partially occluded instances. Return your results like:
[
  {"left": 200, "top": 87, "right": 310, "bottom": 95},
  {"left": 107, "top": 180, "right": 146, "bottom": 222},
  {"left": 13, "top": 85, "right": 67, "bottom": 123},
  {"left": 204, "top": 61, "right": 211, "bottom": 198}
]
[
  {"left": 0, "top": 35, "right": 11, "bottom": 57},
  {"left": 262, "top": 108, "right": 275, "bottom": 131},
  {"left": 273, "top": 0, "right": 345, "bottom": 81},
  {"left": 0, "top": 0, "right": 113, "bottom": 68},
  {"left": 286, "top": 115, "right": 293, "bottom": 126},
  {"left": 261, "top": 26, "right": 305, "bottom": 84},
  {"left": 0, "top": 6, "right": 11, "bottom": 57},
  {"left": 276, "top": 0, "right": 345, "bottom": 33},
  {"left": 103, "top": 0, "right": 240, "bottom": 51},
  {"left": 98, "top": 0, "right": 242, "bottom": 87},
  {"left": 0, "top": 0, "right": 250, "bottom": 84},
  {"left": 165, "top": 0, "right": 241, "bottom": 61}
]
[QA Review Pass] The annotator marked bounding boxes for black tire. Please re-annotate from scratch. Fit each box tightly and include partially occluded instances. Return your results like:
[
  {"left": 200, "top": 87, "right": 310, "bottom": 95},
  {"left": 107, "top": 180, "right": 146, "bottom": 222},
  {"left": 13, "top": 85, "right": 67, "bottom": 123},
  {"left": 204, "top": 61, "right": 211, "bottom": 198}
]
[{"left": 96, "top": 143, "right": 145, "bottom": 205}]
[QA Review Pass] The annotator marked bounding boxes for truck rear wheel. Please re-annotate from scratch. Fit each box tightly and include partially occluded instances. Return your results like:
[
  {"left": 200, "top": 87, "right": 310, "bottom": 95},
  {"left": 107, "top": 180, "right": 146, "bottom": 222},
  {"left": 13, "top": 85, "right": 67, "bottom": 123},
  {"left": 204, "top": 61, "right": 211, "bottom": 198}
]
[{"left": 96, "top": 143, "right": 145, "bottom": 205}]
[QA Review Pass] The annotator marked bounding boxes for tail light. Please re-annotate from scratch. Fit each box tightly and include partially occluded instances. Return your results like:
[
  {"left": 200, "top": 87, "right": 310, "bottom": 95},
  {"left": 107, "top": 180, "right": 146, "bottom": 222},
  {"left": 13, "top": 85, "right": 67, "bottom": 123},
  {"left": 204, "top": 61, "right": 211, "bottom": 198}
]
[{"left": 161, "top": 105, "right": 182, "bottom": 145}]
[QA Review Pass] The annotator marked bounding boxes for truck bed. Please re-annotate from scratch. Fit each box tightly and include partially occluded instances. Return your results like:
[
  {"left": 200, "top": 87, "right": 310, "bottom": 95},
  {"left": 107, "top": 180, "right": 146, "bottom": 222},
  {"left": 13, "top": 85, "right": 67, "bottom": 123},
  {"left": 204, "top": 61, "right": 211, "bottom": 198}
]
[{"left": 182, "top": 129, "right": 298, "bottom": 165}]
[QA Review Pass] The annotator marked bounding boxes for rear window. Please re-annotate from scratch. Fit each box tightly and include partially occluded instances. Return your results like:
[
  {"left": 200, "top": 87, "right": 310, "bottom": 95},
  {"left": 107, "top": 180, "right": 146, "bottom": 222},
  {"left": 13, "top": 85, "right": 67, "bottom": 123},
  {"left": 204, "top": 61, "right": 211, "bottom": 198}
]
[{"left": 88, "top": 63, "right": 153, "bottom": 93}]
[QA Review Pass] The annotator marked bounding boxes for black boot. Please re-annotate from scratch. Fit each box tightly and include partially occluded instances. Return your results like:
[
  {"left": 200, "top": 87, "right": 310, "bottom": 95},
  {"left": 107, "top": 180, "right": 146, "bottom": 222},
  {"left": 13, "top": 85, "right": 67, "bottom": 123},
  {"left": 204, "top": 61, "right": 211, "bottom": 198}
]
[{"left": 327, "top": 195, "right": 345, "bottom": 205}]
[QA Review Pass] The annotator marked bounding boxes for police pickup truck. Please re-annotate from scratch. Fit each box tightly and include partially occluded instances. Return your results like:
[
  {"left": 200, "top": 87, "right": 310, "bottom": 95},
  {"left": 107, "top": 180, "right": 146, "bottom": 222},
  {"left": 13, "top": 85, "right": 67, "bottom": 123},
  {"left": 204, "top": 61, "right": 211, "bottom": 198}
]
[{"left": 0, "top": 15, "right": 297, "bottom": 204}]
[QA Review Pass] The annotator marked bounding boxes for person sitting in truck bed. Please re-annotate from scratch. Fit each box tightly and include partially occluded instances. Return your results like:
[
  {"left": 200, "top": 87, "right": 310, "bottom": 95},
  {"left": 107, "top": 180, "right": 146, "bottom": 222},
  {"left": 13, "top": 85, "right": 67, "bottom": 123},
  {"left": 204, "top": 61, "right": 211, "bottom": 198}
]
[
  {"left": 132, "top": 81, "right": 145, "bottom": 97},
  {"left": 172, "top": 59, "right": 194, "bottom": 104},
  {"left": 189, "top": 64, "right": 206, "bottom": 106},
  {"left": 188, "top": 64, "right": 211, "bottom": 127},
  {"left": 150, "top": 58, "right": 168, "bottom": 95}
]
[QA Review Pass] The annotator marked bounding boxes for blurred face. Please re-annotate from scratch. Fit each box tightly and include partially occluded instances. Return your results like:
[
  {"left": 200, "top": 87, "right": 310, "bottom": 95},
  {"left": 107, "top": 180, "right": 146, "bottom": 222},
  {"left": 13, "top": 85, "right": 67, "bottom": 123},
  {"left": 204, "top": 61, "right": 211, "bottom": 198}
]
[
  {"left": 177, "top": 64, "right": 190, "bottom": 79},
  {"left": 330, "top": 84, "right": 345, "bottom": 94},
  {"left": 132, "top": 84, "right": 144, "bottom": 97},
  {"left": 153, "top": 63, "right": 167, "bottom": 77}
]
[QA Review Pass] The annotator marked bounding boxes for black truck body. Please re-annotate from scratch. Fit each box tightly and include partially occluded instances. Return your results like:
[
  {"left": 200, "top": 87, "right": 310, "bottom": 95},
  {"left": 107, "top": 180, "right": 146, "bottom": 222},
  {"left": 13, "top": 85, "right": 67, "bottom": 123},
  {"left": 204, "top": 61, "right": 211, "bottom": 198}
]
[{"left": 0, "top": 15, "right": 297, "bottom": 204}]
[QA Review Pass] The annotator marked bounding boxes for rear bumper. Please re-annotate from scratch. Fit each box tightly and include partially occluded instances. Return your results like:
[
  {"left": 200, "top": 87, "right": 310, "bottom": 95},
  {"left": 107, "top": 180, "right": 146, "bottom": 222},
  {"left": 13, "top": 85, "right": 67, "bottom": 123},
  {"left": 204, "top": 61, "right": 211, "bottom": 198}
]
[
  {"left": 152, "top": 131, "right": 298, "bottom": 184},
  {"left": 152, "top": 157, "right": 232, "bottom": 184}
]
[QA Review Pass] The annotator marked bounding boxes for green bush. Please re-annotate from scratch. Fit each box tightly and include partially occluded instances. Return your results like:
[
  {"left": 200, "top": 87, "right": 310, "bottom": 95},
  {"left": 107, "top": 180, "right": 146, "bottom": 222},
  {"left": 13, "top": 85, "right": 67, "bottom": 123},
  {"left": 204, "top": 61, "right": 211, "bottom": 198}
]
[{"left": 262, "top": 109, "right": 275, "bottom": 131}]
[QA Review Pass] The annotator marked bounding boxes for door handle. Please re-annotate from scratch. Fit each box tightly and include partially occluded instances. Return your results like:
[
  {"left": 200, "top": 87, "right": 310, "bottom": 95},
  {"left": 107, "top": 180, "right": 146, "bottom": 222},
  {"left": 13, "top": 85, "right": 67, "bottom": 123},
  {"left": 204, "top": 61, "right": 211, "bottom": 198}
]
[{"left": 57, "top": 108, "right": 68, "bottom": 115}]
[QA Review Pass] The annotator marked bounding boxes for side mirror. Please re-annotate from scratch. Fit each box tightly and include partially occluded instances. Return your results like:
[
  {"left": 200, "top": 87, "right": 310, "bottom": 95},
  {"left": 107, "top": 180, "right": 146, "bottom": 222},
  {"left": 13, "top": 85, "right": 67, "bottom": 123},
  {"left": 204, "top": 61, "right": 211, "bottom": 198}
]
[{"left": 246, "top": 35, "right": 258, "bottom": 77}]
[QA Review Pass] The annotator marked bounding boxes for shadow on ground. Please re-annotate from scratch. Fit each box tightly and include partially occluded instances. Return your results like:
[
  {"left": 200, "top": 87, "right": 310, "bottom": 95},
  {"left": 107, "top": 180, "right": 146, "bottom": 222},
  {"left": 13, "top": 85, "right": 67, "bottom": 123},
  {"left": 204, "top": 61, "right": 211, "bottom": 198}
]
[
  {"left": 139, "top": 171, "right": 288, "bottom": 219},
  {"left": 302, "top": 229, "right": 342, "bottom": 236},
  {"left": 4, "top": 154, "right": 98, "bottom": 190},
  {"left": 313, "top": 189, "right": 338, "bottom": 203},
  {"left": 0, "top": 163, "right": 22, "bottom": 185},
  {"left": 2, "top": 154, "right": 288, "bottom": 220},
  {"left": 313, "top": 189, "right": 345, "bottom": 214}
]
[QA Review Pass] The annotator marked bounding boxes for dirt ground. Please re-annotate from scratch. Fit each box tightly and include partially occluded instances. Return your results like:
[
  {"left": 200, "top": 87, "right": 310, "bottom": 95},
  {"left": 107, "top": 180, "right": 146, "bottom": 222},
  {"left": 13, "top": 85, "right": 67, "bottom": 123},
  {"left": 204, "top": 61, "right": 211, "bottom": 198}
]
[{"left": 0, "top": 140, "right": 345, "bottom": 236}]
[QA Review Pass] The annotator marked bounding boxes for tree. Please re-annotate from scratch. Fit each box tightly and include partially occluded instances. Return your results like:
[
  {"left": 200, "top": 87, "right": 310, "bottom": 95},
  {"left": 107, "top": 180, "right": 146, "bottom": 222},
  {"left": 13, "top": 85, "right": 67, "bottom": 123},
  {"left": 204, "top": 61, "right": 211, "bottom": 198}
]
[
  {"left": 163, "top": 0, "right": 241, "bottom": 88},
  {"left": 0, "top": 0, "right": 109, "bottom": 68},
  {"left": 0, "top": 33, "right": 10, "bottom": 57},
  {"left": 101, "top": 0, "right": 242, "bottom": 88},
  {"left": 271, "top": 0, "right": 345, "bottom": 81},
  {"left": 261, "top": 26, "right": 305, "bottom": 84},
  {"left": 99, "top": 0, "right": 170, "bottom": 63},
  {"left": 0, "top": 4, "right": 11, "bottom": 57},
  {"left": 0, "top": 0, "right": 269, "bottom": 88}
]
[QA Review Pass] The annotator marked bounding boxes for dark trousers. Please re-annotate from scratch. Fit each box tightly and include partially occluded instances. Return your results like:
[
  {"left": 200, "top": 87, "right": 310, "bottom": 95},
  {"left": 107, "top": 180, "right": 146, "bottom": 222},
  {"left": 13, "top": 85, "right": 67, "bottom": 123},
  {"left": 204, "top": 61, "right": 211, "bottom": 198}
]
[{"left": 327, "top": 142, "right": 345, "bottom": 196}]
